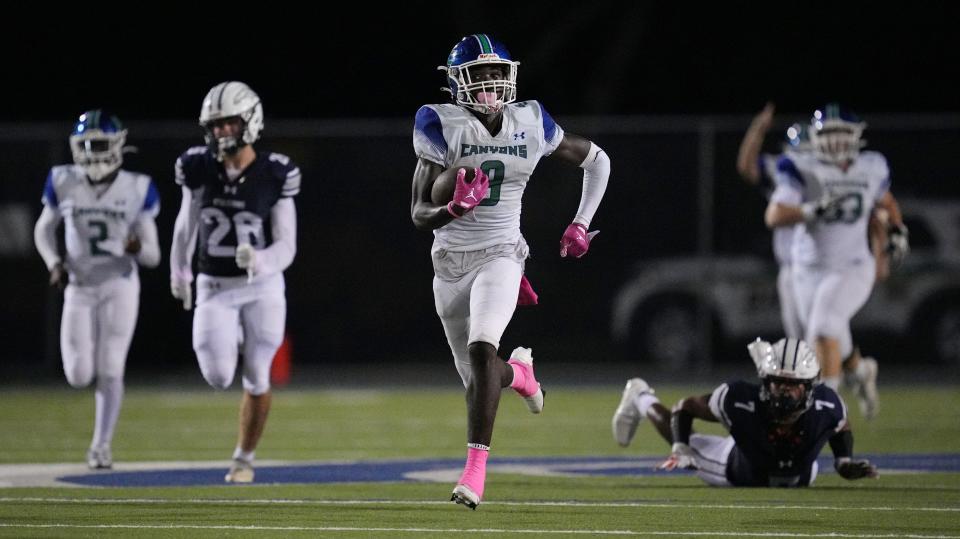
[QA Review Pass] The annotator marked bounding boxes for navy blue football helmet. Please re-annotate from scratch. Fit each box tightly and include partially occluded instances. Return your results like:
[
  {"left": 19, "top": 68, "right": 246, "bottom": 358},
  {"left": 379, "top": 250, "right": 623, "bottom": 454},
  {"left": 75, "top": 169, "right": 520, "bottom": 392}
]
[
  {"left": 70, "top": 110, "right": 127, "bottom": 181},
  {"left": 809, "top": 103, "right": 866, "bottom": 165},
  {"left": 440, "top": 34, "right": 518, "bottom": 114}
]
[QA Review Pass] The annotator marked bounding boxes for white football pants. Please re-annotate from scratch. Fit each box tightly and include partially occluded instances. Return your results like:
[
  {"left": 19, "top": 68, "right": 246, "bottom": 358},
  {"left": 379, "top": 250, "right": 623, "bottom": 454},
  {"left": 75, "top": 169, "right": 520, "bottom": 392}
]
[
  {"left": 193, "top": 273, "right": 286, "bottom": 395},
  {"left": 777, "top": 264, "right": 804, "bottom": 340},
  {"left": 432, "top": 240, "right": 528, "bottom": 386},
  {"left": 61, "top": 272, "right": 139, "bottom": 386},
  {"left": 793, "top": 261, "right": 875, "bottom": 358}
]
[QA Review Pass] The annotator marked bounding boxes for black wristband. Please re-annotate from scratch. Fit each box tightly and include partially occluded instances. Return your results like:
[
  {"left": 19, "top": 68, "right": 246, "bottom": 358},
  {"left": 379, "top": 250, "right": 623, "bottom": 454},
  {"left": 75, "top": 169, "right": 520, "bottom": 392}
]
[
  {"left": 670, "top": 408, "right": 693, "bottom": 445},
  {"left": 829, "top": 429, "right": 854, "bottom": 458}
]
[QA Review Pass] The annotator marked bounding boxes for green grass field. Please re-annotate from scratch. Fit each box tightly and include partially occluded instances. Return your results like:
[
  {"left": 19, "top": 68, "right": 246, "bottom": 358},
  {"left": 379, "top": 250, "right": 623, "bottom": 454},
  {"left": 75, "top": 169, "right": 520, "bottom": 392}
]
[{"left": 1, "top": 384, "right": 958, "bottom": 537}]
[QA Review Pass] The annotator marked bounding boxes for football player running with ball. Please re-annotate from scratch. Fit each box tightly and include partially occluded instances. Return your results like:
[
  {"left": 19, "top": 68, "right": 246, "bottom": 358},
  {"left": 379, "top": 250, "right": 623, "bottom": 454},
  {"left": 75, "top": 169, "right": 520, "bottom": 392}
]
[{"left": 410, "top": 34, "right": 610, "bottom": 509}]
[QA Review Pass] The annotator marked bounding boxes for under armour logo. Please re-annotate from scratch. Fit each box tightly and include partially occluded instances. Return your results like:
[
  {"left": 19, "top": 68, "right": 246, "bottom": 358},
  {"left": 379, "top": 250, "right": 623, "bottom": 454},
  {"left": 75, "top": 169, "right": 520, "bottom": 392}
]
[
  {"left": 778, "top": 459, "right": 793, "bottom": 468},
  {"left": 224, "top": 185, "right": 238, "bottom": 195},
  {"left": 513, "top": 131, "right": 525, "bottom": 141},
  {"left": 114, "top": 199, "right": 126, "bottom": 206}
]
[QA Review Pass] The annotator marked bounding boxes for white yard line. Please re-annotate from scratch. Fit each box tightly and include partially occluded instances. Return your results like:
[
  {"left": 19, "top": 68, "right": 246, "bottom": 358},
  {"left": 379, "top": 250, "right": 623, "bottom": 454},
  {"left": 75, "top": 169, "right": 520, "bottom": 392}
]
[
  {"left": 2, "top": 497, "right": 958, "bottom": 512},
  {"left": 0, "top": 523, "right": 956, "bottom": 538}
]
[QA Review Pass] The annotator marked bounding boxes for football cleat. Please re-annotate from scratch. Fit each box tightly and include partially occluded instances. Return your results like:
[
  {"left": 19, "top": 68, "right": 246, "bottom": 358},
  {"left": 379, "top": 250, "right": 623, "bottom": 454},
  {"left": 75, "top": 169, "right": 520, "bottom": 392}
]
[
  {"left": 86, "top": 446, "right": 113, "bottom": 470},
  {"left": 451, "top": 484, "right": 480, "bottom": 510},
  {"left": 224, "top": 458, "right": 255, "bottom": 483},
  {"left": 856, "top": 357, "right": 879, "bottom": 420},
  {"left": 507, "top": 346, "right": 544, "bottom": 414},
  {"left": 612, "top": 378, "right": 653, "bottom": 447}
]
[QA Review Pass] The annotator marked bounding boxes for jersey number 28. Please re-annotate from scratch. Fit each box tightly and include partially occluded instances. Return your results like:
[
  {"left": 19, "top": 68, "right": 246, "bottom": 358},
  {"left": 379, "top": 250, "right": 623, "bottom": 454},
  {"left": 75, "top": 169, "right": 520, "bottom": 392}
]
[{"left": 201, "top": 207, "right": 265, "bottom": 257}]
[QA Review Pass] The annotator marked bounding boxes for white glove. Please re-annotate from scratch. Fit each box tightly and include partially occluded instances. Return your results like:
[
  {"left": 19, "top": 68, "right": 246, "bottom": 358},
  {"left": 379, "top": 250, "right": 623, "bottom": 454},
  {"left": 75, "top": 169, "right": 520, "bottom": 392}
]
[
  {"left": 887, "top": 224, "right": 909, "bottom": 266},
  {"left": 236, "top": 243, "right": 257, "bottom": 269},
  {"left": 658, "top": 442, "right": 699, "bottom": 471},
  {"left": 171, "top": 279, "right": 192, "bottom": 311},
  {"left": 801, "top": 194, "right": 844, "bottom": 223}
]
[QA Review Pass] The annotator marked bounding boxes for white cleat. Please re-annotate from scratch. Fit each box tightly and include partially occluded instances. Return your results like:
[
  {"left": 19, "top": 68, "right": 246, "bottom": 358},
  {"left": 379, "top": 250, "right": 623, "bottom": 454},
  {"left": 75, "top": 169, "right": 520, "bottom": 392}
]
[
  {"left": 224, "top": 458, "right": 255, "bottom": 483},
  {"left": 612, "top": 378, "right": 653, "bottom": 447},
  {"left": 451, "top": 484, "right": 480, "bottom": 510},
  {"left": 508, "top": 346, "right": 544, "bottom": 414},
  {"left": 856, "top": 357, "right": 879, "bottom": 420},
  {"left": 86, "top": 446, "right": 112, "bottom": 470}
]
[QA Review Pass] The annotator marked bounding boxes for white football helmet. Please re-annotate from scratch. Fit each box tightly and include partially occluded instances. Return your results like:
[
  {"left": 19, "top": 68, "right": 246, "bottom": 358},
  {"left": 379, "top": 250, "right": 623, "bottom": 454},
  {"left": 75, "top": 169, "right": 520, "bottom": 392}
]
[
  {"left": 69, "top": 110, "right": 127, "bottom": 182},
  {"left": 199, "top": 81, "right": 264, "bottom": 159},
  {"left": 809, "top": 103, "right": 866, "bottom": 165},
  {"left": 748, "top": 337, "right": 820, "bottom": 421}
]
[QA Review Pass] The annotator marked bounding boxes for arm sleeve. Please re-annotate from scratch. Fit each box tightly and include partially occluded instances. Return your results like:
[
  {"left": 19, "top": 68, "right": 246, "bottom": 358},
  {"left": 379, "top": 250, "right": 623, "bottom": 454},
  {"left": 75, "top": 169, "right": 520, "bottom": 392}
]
[
  {"left": 170, "top": 186, "right": 200, "bottom": 283},
  {"left": 572, "top": 141, "right": 610, "bottom": 227},
  {"left": 33, "top": 205, "right": 63, "bottom": 271},
  {"left": 254, "top": 197, "right": 297, "bottom": 277},
  {"left": 132, "top": 213, "right": 161, "bottom": 268}
]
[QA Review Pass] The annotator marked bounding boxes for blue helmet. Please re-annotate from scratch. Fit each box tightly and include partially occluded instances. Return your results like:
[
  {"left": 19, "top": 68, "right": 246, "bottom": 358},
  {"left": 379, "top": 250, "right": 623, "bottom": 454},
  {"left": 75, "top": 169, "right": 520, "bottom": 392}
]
[
  {"left": 440, "top": 34, "right": 519, "bottom": 114},
  {"left": 809, "top": 103, "right": 866, "bottom": 165},
  {"left": 70, "top": 110, "right": 127, "bottom": 181}
]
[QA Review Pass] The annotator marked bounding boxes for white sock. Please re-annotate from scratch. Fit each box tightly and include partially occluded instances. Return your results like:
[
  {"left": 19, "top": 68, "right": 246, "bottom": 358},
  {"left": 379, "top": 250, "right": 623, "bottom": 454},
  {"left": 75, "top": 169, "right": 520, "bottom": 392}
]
[
  {"left": 633, "top": 393, "right": 660, "bottom": 417},
  {"left": 822, "top": 375, "right": 841, "bottom": 391},
  {"left": 91, "top": 376, "right": 123, "bottom": 449},
  {"left": 233, "top": 447, "right": 255, "bottom": 463},
  {"left": 855, "top": 360, "right": 871, "bottom": 381}
]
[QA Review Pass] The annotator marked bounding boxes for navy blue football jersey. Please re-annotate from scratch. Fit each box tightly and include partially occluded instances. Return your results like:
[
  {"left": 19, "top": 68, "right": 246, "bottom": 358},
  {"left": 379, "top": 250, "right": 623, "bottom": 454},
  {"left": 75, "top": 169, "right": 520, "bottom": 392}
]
[
  {"left": 175, "top": 147, "right": 301, "bottom": 277},
  {"left": 709, "top": 380, "right": 848, "bottom": 487}
]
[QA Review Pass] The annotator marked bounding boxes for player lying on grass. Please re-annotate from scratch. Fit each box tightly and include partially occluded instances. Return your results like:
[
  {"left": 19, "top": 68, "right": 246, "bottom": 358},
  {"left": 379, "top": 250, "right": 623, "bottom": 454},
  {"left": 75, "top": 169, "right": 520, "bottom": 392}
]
[{"left": 612, "top": 337, "right": 878, "bottom": 487}]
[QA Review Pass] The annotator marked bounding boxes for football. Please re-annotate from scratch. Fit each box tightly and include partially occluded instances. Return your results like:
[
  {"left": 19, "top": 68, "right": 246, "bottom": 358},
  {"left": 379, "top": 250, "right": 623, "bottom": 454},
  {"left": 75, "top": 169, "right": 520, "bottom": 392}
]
[{"left": 431, "top": 166, "right": 475, "bottom": 205}]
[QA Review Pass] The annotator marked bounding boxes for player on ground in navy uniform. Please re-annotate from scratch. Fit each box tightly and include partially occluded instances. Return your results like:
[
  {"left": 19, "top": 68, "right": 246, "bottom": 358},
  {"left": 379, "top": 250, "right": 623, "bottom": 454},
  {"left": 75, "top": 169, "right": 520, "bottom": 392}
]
[
  {"left": 34, "top": 110, "right": 161, "bottom": 469},
  {"left": 170, "top": 81, "right": 301, "bottom": 483},
  {"left": 612, "top": 337, "right": 878, "bottom": 486},
  {"left": 410, "top": 34, "right": 610, "bottom": 509}
]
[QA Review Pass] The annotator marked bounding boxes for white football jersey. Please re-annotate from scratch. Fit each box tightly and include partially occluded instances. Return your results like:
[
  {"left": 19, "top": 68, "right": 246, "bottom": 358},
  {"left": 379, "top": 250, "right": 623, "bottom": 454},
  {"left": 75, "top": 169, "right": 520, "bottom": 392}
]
[
  {"left": 413, "top": 100, "right": 564, "bottom": 250},
  {"left": 771, "top": 151, "right": 890, "bottom": 268},
  {"left": 42, "top": 165, "right": 159, "bottom": 285}
]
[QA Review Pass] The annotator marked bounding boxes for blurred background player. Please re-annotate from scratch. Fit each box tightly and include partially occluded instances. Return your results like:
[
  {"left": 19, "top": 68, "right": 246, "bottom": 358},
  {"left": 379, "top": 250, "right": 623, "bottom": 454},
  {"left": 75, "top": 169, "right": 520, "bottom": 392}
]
[
  {"left": 410, "top": 34, "right": 610, "bottom": 509},
  {"left": 169, "top": 81, "right": 301, "bottom": 483},
  {"left": 764, "top": 103, "right": 908, "bottom": 419},
  {"left": 33, "top": 110, "right": 160, "bottom": 469},
  {"left": 736, "top": 102, "right": 808, "bottom": 340},
  {"left": 612, "top": 337, "right": 878, "bottom": 487}
]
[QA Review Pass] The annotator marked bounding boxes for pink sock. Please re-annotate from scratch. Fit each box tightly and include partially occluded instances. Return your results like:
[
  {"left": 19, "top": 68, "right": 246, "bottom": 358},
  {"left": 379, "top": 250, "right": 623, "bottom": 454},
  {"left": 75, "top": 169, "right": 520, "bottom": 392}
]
[
  {"left": 508, "top": 360, "right": 538, "bottom": 397},
  {"left": 457, "top": 444, "right": 489, "bottom": 499}
]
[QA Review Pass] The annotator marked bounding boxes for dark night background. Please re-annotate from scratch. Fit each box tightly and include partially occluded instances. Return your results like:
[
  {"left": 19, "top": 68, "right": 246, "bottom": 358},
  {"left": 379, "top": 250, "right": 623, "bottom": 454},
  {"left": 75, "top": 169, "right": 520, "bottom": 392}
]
[{"left": 2, "top": 3, "right": 959, "bottom": 383}]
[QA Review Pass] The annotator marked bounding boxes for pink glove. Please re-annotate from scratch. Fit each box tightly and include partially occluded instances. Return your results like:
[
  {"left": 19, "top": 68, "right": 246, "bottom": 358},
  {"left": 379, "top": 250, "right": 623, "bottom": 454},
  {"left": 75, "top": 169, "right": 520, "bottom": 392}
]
[
  {"left": 517, "top": 274, "right": 538, "bottom": 306},
  {"left": 447, "top": 167, "right": 490, "bottom": 218},
  {"left": 559, "top": 223, "right": 599, "bottom": 258}
]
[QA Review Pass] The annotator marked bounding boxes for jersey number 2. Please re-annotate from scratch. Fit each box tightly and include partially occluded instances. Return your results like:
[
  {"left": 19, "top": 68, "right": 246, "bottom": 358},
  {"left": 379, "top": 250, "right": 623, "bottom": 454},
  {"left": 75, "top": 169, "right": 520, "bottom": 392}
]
[
  {"left": 87, "top": 220, "right": 111, "bottom": 256},
  {"left": 201, "top": 208, "right": 265, "bottom": 257}
]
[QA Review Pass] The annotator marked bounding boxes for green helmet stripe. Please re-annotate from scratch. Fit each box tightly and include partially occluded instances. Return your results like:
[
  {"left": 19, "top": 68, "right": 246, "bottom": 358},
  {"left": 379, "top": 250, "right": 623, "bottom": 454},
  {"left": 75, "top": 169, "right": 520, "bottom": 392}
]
[{"left": 476, "top": 34, "right": 493, "bottom": 54}]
